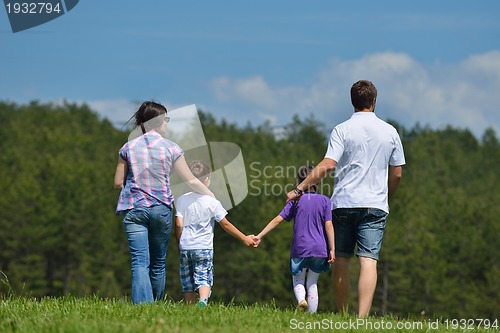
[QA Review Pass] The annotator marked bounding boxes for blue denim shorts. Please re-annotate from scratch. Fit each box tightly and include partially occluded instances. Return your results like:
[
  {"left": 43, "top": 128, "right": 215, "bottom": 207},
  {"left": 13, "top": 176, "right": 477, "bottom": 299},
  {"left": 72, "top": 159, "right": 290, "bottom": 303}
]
[
  {"left": 179, "top": 249, "right": 214, "bottom": 293},
  {"left": 290, "top": 257, "right": 331, "bottom": 276},
  {"left": 332, "top": 208, "right": 388, "bottom": 260}
]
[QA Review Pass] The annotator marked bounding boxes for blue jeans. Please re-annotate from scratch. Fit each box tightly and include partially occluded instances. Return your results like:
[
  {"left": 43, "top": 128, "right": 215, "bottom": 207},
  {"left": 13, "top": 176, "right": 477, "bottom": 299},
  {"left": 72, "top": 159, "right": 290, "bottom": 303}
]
[
  {"left": 290, "top": 257, "right": 331, "bottom": 275},
  {"left": 332, "top": 208, "right": 388, "bottom": 260},
  {"left": 122, "top": 205, "right": 172, "bottom": 304}
]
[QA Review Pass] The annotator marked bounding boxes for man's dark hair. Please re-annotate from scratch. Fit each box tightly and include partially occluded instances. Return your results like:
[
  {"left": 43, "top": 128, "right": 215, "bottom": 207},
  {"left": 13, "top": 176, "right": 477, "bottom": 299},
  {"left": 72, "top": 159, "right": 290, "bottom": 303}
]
[{"left": 350, "top": 80, "right": 377, "bottom": 110}]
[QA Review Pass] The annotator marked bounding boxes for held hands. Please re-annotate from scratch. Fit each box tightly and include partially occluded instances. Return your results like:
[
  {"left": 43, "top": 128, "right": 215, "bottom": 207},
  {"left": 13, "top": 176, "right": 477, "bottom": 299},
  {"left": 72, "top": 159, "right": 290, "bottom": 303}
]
[
  {"left": 243, "top": 234, "right": 261, "bottom": 248},
  {"left": 241, "top": 234, "right": 261, "bottom": 248},
  {"left": 251, "top": 235, "right": 261, "bottom": 248}
]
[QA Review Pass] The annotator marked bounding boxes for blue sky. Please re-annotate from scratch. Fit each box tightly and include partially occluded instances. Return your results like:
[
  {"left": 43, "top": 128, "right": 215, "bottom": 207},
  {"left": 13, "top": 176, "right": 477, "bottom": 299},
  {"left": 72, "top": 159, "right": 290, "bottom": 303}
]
[{"left": 1, "top": 1, "right": 500, "bottom": 137}]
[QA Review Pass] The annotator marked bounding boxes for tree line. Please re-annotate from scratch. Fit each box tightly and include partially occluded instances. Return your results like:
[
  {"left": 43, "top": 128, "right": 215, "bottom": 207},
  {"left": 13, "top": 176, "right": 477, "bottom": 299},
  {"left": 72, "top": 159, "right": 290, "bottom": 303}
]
[{"left": 0, "top": 101, "right": 498, "bottom": 319}]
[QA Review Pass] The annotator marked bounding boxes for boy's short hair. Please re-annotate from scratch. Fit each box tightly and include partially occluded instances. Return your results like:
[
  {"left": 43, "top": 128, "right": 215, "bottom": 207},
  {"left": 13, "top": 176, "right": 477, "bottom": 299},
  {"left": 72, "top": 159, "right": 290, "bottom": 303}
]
[{"left": 187, "top": 160, "right": 211, "bottom": 180}]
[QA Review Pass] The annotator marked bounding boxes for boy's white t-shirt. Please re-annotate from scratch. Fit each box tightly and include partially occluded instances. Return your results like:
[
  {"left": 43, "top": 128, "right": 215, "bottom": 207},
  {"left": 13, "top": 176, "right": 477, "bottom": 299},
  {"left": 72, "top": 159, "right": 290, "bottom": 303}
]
[{"left": 175, "top": 192, "right": 227, "bottom": 250}]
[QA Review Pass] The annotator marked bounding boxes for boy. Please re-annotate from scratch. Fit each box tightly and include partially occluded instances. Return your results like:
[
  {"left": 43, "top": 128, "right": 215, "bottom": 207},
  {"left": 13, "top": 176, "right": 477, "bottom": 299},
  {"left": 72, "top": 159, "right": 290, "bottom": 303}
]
[{"left": 175, "top": 160, "right": 255, "bottom": 307}]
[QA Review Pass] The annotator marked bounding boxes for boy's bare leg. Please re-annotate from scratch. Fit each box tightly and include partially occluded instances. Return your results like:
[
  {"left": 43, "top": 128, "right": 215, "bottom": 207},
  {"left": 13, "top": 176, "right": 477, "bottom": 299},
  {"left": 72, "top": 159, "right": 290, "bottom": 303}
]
[
  {"left": 198, "top": 286, "right": 211, "bottom": 302},
  {"left": 358, "top": 257, "right": 378, "bottom": 317},
  {"left": 184, "top": 292, "right": 197, "bottom": 304},
  {"left": 332, "top": 257, "right": 351, "bottom": 314}
]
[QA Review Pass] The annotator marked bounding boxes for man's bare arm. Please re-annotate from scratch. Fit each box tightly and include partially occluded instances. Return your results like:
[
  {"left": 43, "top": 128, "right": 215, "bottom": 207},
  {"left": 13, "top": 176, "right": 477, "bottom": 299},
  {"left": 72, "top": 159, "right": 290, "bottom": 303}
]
[{"left": 388, "top": 165, "right": 403, "bottom": 201}]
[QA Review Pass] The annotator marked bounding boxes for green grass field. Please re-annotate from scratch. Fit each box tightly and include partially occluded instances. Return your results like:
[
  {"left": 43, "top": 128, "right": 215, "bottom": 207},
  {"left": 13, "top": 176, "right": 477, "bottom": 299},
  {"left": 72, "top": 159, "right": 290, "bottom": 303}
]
[{"left": 0, "top": 297, "right": 497, "bottom": 333}]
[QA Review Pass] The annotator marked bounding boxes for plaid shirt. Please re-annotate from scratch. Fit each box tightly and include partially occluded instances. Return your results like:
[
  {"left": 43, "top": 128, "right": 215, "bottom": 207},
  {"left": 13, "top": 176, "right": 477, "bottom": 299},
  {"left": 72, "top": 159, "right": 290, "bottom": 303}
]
[{"left": 116, "top": 131, "right": 183, "bottom": 213}]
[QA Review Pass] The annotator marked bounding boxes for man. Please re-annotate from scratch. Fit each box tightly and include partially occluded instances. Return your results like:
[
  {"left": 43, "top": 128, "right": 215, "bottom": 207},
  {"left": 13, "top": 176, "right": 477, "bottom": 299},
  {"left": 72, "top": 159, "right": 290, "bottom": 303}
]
[{"left": 286, "top": 80, "right": 405, "bottom": 317}]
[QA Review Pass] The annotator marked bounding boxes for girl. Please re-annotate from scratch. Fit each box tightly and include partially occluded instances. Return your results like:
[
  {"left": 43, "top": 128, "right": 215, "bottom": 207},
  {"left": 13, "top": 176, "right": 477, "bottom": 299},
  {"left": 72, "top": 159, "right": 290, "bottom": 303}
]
[{"left": 255, "top": 165, "right": 335, "bottom": 313}]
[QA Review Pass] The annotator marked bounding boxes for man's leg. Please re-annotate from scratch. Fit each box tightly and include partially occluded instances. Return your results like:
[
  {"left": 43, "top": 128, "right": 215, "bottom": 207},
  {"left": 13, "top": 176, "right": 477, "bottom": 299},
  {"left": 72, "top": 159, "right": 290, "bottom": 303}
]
[
  {"left": 356, "top": 208, "right": 387, "bottom": 317},
  {"left": 332, "top": 257, "right": 351, "bottom": 314},
  {"left": 358, "top": 256, "right": 378, "bottom": 317}
]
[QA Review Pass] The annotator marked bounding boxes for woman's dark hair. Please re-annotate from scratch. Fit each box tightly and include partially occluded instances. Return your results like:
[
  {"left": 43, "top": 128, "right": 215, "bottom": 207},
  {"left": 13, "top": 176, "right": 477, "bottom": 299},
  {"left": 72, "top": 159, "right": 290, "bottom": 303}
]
[
  {"left": 134, "top": 101, "right": 167, "bottom": 134},
  {"left": 297, "top": 165, "right": 317, "bottom": 192}
]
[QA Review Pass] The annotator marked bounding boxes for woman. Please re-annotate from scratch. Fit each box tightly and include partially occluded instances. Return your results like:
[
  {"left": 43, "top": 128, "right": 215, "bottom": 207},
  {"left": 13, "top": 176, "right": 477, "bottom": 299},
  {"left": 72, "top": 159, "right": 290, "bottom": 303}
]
[{"left": 114, "top": 101, "right": 212, "bottom": 304}]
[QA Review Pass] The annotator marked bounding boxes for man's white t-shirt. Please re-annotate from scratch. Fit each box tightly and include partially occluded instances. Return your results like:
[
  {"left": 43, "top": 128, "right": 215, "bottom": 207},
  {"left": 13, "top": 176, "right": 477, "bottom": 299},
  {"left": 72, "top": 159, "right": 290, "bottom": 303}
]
[
  {"left": 175, "top": 192, "right": 227, "bottom": 250},
  {"left": 325, "top": 112, "right": 406, "bottom": 213}
]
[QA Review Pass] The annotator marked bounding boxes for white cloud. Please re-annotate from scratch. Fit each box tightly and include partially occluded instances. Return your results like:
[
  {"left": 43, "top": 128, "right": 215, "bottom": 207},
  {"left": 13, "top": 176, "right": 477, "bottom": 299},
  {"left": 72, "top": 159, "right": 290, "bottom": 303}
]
[
  {"left": 81, "top": 51, "right": 500, "bottom": 138},
  {"left": 209, "top": 51, "right": 500, "bottom": 137},
  {"left": 85, "top": 99, "right": 137, "bottom": 126},
  {"left": 462, "top": 51, "right": 500, "bottom": 76},
  {"left": 212, "top": 76, "right": 279, "bottom": 109}
]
